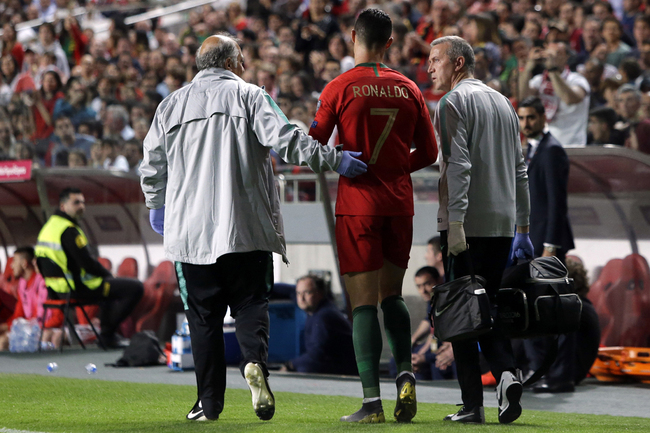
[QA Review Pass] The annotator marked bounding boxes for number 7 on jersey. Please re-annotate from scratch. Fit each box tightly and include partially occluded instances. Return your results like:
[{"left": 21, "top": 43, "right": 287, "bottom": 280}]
[{"left": 368, "top": 108, "right": 399, "bottom": 164}]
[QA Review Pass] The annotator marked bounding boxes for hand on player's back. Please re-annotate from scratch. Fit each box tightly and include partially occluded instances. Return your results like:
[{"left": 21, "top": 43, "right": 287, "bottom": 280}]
[{"left": 336, "top": 151, "right": 368, "bottom": 178}]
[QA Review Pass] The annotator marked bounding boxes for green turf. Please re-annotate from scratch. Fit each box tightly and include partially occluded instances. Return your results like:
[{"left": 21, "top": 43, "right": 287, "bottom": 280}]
[{"left": 0, "top": 373, "right": 649, "bottom": 433}]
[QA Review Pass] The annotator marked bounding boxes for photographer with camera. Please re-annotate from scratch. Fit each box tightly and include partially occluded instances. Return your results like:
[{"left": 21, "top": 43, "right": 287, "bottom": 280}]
[{"left": 518, "top": 42, "right": 591, "bottom": 146}]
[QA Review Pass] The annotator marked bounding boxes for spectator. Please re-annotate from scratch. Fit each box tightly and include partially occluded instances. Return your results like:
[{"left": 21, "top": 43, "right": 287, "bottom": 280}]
[
  {"left": 123, "top": 139, "right": 143, "bottom": 175},
  {"left": 295, "top": 0, "right": 341, "bottom": 66},
  {"left": 104, "top": 104, "right": 134, "bottom": 141},
  {"left": 520, "top": 42, "right": 591, "bottom": 145},
  {"left": 616, "top": 84, "right": 650, "bottom": 153},
  {"left": 424, "top": 236, "right": 445, "bottom": 279},
  {"left": 101, "top": 137, "right": 129, "bottom": 172},
  {"left": 327, "top": 33, "right": 355, "bottom": 73},
  {"left": 53, "top": 78, "right": 97, "bottom": 127},
  {"left": 132, "top": 117, "right": 150, "bottom": 143},
  {"left": 394, "top": 266, "right": 454, "bottom": 380},
  {"left": 1, "top": 23, "right": 24, "bottom": 70},
  {"left": 0, "top": 246, "right": 62, "bottom": 351},
  {"left": 48, "top": 115, "right": 95, "bottom": 167},
  {"left": 632, "top": 17, "right": 650, "bottom": 57},
  {"left": 580, "top": 59, "right": 607, "bottom": 109},
  {"left": 28, "top": 70, "right": 64, "bottom": 142},
  {"left": 588, "top": 106, "right": 627, "bottom": 145},
  {"left": 68, "top": 149, "right": 88, "bottom": 167},
  {"left": 281, "top": 275, "right": 357, "bottom": 375},
  {"left": 603, "top": 17, "right": 633, "bottom": 68},
  {"left": 31, "top": 23, "right": 70, "bottom": 81},
  {"left": 0, "top": 116, "right": 15, "bottom": 159}
]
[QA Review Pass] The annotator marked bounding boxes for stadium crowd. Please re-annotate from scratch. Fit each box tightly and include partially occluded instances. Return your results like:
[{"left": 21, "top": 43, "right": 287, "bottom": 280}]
[{"left": 1, "top": 0, "right": 650, "bottom": 171}]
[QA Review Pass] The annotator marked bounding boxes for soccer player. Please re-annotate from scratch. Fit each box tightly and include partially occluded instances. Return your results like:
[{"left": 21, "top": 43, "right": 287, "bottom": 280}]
[{"left": 309, "top": 8, "right": 438, "bottom": 424}]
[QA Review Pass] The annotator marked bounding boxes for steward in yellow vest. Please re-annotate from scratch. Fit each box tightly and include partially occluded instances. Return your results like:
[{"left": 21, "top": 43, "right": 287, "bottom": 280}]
[{"left": 35, "top": 187, "right": 143, "bottom": 349}]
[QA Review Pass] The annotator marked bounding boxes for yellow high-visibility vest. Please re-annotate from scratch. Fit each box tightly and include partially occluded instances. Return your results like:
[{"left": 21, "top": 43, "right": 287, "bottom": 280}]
[{"left": 35, "top": 214, "right": 103, "bottom": 293}]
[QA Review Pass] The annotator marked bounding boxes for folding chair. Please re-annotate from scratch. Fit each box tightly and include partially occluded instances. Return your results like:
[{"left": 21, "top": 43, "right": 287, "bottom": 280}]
[{"left": 36, "top": 257, "right": 105, "bottom": 352}]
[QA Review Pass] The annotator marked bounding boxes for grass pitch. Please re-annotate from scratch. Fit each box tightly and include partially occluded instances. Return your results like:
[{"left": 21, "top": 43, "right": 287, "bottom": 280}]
[{"left": 1, "top": 373, "right": 649, "bottom": 433}]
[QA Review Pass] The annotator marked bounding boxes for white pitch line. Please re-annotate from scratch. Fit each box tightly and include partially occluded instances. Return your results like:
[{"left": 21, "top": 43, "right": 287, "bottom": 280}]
[{"left": 0, "top": 428, "right": 50, "bottom": 433}]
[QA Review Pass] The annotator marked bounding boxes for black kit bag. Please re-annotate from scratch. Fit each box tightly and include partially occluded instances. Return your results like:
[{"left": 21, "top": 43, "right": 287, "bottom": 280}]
[
  {"left": 498, "top": 256, "right": 582, "bottom": 338},
  {"left": 108, "top": 331, "right": 166, "bottom": 367},
  {"left": 430, "top": 251, "right": 493, "bottom": 342},
  {"left": 497, "top": 256, "right": 583, "bottom": 385}
]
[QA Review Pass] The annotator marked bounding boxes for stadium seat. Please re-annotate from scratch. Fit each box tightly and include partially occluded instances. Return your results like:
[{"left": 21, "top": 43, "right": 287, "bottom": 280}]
[
  {"left": 1, "top": 257, "right": 19, "bottom": 298},
  {"left": 590, "top": 254, "right": 650, "bottom": 347},
  {"left": 117, "top": 257, "right": 138, "bottom": 279},
  {"left": 132, "top": 261, "right": 177, "bottom": 334}
]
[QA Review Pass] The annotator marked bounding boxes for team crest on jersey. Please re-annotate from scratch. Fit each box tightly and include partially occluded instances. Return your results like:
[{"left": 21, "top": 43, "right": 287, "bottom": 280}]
[{"left": 311, "top": 121, "right": 318, "bottom": 128}]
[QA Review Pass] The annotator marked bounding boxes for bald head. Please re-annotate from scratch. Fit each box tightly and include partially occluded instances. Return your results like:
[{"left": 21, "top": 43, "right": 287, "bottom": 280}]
[{"left": 196, "top": 34, "right": 243, "bottom": 75}]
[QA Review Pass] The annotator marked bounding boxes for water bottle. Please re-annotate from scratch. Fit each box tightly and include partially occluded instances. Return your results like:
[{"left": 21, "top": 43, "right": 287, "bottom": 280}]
[
  {"left": 85, "top": 363, "right": 97, "bottom": 374},
  {"left": 47, "top": 362, "right": 58, "bottom": 372},
  {"left": 41, "top": 341, "right": 55, "bottom": 351}
]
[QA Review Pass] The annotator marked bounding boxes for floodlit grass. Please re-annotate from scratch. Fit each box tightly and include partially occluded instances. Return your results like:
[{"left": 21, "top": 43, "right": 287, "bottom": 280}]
[{"left": 0, "top": 373, "right": 649, "bottom": 432}]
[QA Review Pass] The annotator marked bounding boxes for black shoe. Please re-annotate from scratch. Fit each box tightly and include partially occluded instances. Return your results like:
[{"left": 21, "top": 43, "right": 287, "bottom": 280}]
[
  {"left": 532, "top": 380, "right": 575, "bottom": 393},
  {"left": 443, "top": 405, "right": 485, "bottom": 423},
  {"left": 101, "top": 333, "right": 130, "bottom": 349},
  {"left": 497, "top": 371, "right": 523, "bottom": 424},
  {"left": 340, "top": 400, "right": 385, "bottom": 423},
  {"left": 394, "top": 372, "right": 417, "bottom": 422},
  {"left": 186, "top": 400, "right": 217, "bottom": 421},
  {"left": 244, "top": 363, "right": 275, "bottom": 421}
]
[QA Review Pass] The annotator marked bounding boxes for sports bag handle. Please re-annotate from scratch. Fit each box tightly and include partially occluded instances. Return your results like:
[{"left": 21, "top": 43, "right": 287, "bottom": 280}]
[{"left": 450, "top": 248, "right": 477, "bottom": 284}]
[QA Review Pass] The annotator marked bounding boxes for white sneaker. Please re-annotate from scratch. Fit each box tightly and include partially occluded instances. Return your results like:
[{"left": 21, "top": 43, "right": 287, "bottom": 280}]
[
  {"left": 244, "top": 362, "right": 275, "bottom": 421},
  {"left": 497, "top": 370, "right": 523, "bottom": 424},
  {"left": 186, "top": 400, "right": 210, "bottom": 421}
]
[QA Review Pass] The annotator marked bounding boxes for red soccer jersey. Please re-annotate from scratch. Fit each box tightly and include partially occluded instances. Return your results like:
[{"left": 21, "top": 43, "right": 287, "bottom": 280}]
[{"left": 310, "top": 63, "right": 438, "bottom": 216}]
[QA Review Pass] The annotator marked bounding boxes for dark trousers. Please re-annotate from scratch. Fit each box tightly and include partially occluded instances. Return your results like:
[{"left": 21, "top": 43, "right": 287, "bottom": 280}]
[
  {"left": 523, "top": 334, "right": 575, "bottom": 384},
  {"left": 56, "top": 277, "right": 144, "bottom": 337},
  {"left": 176, "top": 251, "right": 273, "bottom": 419},
  {"left": 441, "top": 231, "right": 516, "bottom": 410}
]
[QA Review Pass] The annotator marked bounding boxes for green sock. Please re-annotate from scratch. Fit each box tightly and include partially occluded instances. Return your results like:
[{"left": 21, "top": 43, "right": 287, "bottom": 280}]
[
  {"left": 352, "top": 305, "right": 382, "bottom": 399},
  {"left": 381, "top": 295, "right": 413, "bottom": 374}
]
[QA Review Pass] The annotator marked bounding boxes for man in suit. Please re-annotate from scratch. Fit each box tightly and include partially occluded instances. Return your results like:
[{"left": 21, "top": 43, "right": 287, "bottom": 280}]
[
  {"left": 518, "top": 96, "right": 575, "bottom": 263},
  {"left": 518, "top": 96, "right": 577, "bottom": 393}
]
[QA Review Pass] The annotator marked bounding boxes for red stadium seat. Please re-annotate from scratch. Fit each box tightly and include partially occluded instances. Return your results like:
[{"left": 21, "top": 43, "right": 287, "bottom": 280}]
[
  {"left": 588, "top": 258, "right": 622, "bottom": 345},
  {"left": 591, "top": 254, "right": 650, "bottom": 347},
  {"left": 117, "top": 257, "right": 138, "bottom": 279},
  {"left": 131, "top": 261, "right": 177, "bottom": 334},
  {"left": 1, "top": 257, "right": 19, "bottom": 298}
]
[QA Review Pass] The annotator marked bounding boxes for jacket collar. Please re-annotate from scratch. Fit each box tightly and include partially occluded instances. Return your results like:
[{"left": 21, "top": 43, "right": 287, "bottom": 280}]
[
  {"left": 193, "top": 68, "right": 245, "bottom": 83},
  {"left": 528, "top": 131, "right": 551, "bottom": 169},
  {"left": 54, "top": 209, "right": 79, "bottom": 226}
]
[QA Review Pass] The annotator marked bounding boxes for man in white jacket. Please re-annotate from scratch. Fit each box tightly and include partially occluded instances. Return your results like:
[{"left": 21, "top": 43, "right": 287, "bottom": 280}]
[{"left": 140, "top": 34, "right": 366, "bottom": 423}]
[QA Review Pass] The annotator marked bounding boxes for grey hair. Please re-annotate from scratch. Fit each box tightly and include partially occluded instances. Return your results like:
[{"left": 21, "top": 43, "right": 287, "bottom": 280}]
[
  {"left": 106, "top": 104, "right": 129, "bottom": 125},
  {"left": 430, "top": 36, "right": 475, "bottom": 75},
  {"left": 196, "top": 36, "right": 239, "bottom": 71},
  {"left": 616, "top": 83, "right": 642, "bottom": 100}
]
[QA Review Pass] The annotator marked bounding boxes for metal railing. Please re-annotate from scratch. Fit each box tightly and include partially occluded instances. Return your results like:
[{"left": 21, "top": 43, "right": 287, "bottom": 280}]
[{"left": 276, "top": 170, "right": 440, "bottom": 203}]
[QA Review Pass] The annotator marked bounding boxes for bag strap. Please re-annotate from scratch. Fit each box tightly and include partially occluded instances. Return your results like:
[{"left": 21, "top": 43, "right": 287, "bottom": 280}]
[
  {"left": 450, "top": 249, "right": 477, "bottom": 284},
  {"left": 522, "top": 335, "right": 559, "bottom": 386}
]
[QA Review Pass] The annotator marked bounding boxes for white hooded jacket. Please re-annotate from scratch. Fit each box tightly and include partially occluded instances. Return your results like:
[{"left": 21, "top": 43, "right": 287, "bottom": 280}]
[{"left": 141, "top": 68, "right": 342, "bottom": 264}]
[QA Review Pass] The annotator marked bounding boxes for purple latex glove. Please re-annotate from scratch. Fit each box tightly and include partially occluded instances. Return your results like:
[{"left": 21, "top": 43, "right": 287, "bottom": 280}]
[
  {"left": 511, "top": 231, "right": 534, "bottom": 262},
  {"left": 149, "top": 206, "right": 165, "bottom": 236},
  {"left": 335, "top": 151, "right": 367, "bottom": 178}
]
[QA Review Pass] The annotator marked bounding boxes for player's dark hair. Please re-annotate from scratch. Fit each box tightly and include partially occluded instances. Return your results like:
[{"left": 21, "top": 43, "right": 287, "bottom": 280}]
[
  {"left": 59, "top": 187, "right": 82, "bottom": 204},
  {"left": 415, "top": 266, "right": 441, "bottom": 281},
  {"left": 519, "top": 96, "right": 545, "bottom": 115},
  {"left": 14, "top": 246, "right": 35, "bottom": 263},
  {"left": 354, "top": 8, "right": 392, "bottom": 51}
]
